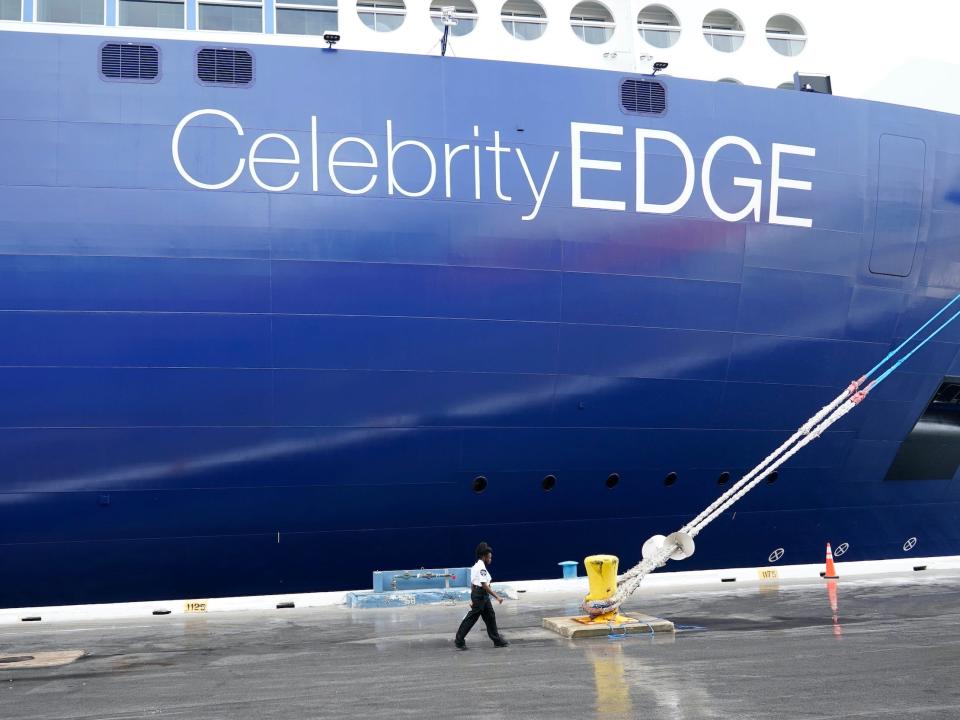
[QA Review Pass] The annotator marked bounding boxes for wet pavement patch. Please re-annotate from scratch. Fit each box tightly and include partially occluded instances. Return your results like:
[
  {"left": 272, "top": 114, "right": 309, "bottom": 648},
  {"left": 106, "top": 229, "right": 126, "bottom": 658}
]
[{"left": 4, "top": 574, "right": 960, "bottom": 719}]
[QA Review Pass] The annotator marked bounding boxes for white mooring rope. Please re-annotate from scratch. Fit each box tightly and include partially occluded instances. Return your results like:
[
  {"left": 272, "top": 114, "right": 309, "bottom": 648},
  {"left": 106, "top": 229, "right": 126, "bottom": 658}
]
[{"left": 583, "top": 293, "right": 960, "bottom": 616}]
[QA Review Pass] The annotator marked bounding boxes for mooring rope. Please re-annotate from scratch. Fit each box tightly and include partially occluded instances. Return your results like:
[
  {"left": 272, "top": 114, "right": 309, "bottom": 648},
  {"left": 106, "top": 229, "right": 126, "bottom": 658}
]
[{"left": 584, "top": 293, "right": 960, "bottom": 616}]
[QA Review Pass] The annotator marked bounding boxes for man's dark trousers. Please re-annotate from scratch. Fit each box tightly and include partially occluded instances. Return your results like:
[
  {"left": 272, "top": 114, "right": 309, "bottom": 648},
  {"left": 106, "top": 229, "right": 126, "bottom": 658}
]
[{"left": 455, "top": 587, "right": 504, "bottom": 645}]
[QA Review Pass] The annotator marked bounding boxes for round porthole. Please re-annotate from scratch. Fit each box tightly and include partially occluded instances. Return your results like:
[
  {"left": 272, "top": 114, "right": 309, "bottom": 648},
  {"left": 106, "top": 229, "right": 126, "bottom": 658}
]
[
  {"left": 664, "top": 471, "right": 678, "bottom": 486},
  {"left": 766, "top": 14, "right": 806, "bottom": 56},
  {"left": 501, "top": 0, "right": 547, "bottom": 41},
  {"left": 637, "top": 4, "right": 680, "bottom": 49},
  {"left": 717, "top": 471, "right": 730, "bottom": 486},
  {"left": 606, "top": 473, "right": 620, "bottom": 489},
  {"left": 702, "top": 9, "right": 744, "bottom": 52},
  {"left": 542, "top": 474, "right": 557, "bottom": 491},
  {"left": 765, "top": 471, "right": 779, "bottom": 485},
  {"left": 357, "top": 0, "right": 406, "bottom": 32},
  {"left": 570, "top": 1, "right": 615, "bottom": 45},
  {"left": 472, "top": 475, "right": 487, "bottom": 493}
]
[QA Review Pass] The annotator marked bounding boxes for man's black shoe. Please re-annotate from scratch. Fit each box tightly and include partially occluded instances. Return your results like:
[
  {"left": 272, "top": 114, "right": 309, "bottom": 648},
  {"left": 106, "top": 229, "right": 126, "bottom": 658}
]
[
  {"left": 494, "top": 641, "right": 510, "bottom": 648},
  {"left": 454, "top": 642, "right": 468, "bottom": 651}
]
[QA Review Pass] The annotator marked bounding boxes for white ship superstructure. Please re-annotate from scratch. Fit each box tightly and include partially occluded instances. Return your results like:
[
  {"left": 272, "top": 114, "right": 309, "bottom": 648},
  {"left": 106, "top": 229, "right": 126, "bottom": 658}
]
[{"left": 2, "top": 1, "right": 960, "bottom": 113}]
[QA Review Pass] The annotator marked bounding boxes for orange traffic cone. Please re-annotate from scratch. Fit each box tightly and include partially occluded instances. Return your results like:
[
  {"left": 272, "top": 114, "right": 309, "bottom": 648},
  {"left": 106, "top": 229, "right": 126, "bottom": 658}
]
[{"left": 823, "top": 542, "right": 839, "bottom": 579}]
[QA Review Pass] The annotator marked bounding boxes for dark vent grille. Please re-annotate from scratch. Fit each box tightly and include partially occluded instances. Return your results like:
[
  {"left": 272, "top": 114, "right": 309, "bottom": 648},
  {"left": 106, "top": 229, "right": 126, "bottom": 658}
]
[
  {"left": 101, "top": 43, "right": 159, "bottom": 81},
  {"left": 620, "top": 79, "right": 666, "bottom": 115},
  {"left": 197, "top": 48, "right": 254, "bottom": 85}
]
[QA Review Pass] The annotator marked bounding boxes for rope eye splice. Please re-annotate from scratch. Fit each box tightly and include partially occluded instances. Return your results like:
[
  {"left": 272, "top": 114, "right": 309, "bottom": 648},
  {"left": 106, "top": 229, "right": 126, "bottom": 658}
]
[{"left": 581, "top": 291, "right": 960, "bottom": 618}]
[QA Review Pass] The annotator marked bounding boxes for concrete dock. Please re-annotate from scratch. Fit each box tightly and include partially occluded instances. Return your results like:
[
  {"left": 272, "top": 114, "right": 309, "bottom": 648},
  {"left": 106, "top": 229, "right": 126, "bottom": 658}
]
[{"left": 3, "top": 571, "right": 960, "bottom": 719}]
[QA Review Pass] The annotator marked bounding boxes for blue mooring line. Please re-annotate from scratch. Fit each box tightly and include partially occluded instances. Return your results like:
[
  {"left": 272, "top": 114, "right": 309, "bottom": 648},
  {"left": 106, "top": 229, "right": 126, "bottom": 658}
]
[
  {"left": 872, "top": 304, "right": 960, "bottom": 388},
  {"left": 674, "top": 624, "right": 707, "bottom": 633},
  {"left": 606, "top": 622, "right": 705, "bottom": 639},
  {"left": 865, "top": 292, "right": 960, "bottom": 381},
  {"left": 608, "top": 621, "right": 655, "bottom": 639}
]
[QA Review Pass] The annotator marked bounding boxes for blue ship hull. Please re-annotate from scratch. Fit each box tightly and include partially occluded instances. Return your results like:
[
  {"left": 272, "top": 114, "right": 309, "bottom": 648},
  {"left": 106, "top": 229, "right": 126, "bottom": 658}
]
[{"left": 2, "top": 29, "right": 960, "bottom": 608}]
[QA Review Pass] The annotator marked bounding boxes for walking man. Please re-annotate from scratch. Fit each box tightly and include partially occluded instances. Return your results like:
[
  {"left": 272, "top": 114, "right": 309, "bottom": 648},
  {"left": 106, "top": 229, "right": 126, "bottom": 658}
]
[{"left": 454, "top": 542, "right": 509, "bottom": 650}]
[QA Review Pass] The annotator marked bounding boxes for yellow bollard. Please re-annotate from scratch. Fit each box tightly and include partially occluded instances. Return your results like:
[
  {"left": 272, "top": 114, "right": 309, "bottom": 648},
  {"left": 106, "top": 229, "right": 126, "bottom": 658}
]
[
  {"left": 574, "top": 554, "right": 636, "bottom": 625},
  {"left": 583, "top": 554, "right": 619, "bottom": 603}
]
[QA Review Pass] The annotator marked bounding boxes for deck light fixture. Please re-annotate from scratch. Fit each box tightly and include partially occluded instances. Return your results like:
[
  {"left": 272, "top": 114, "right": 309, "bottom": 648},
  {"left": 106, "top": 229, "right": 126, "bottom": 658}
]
[
  {"left": 652, "top": 61, "right": 668, "bottom": 75},
  {"left": 324, "top": 33, "right": 340, "bottom": 49},
  {"left": 440, "top": 6, "right": 458, "bottom": 26},
  {"left": 793, "top": 72, "right": 832, "bottom": 94},
  {"left": 439, "top": 6, "right": 457, "bottom": 57}
]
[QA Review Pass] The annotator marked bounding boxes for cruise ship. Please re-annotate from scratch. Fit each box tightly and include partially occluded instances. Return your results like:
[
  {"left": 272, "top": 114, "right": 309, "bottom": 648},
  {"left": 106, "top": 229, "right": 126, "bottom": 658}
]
[{"left": 2, "top": 0, "right": 960, "bottom": 609}]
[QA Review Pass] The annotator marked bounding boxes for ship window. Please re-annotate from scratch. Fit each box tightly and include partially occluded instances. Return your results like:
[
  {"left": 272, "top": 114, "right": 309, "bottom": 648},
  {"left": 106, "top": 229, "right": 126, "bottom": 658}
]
[
  {"left": 570, "top": 1, "right": 614, "bottom": 45},
  {"left": 606, "top": 473, "right": 620, "bottom": 489},
  {"left": 199, "top": 0, "right": 263, "bottom": 32},
  {"left": 501, "top": 0, "right": 546, "bottom": 41},
  {"left": 664, "top": 471, "right": 678, "bottom": 486},
  {"left": 718, "top": 77, "right": 741, "bottom": 84},
  {"left": 717, "top": 471, "right": 730, "bottom": 485},
  {"left": 887, "top": 379, "right": 960, "bottom": 481},
  {"left": 637, "top": 4, "right": 679, "bottom": 49},
  {"left": 472, "top": 475, "right": 487, "bottom": 493},
  {"left": 0, "top": 0, "right": 21, "bottom": 20},
  {"left": 357, "top": 0, "right": 404, "bottom": 32},
  {"left": 542, "top": 474, "right": 557, "bottom": 491},
  {"left": 430, "top": 1, "right": 476, "bottom": 36},
  {"left": 765, "top": 471, "right": 778, "bottom": 485},
  {"left": 38, "top": 0, "right": 104, "bottom": 24},
  {"left": 702, "top": 9, "right": 743, "bottom": 52},
  {"left": 119, "top": 0, "right": 184, "bottom": 29},
  {"left": 276, "top": 0, "right": 337, "bottom": 36},
  {"left": 100, "top": 43, "right": 160, "bottom": 81},
  {"left": 766, "top": 14, "right": 806, "bottom": 57},
  {"left": 197, "top": 47, "right": 254, "bottom": 85}
]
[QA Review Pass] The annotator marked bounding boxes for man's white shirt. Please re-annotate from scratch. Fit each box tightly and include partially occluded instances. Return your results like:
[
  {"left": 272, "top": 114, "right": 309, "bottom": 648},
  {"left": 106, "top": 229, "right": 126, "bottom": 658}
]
[{"left": 471, "top": 559, "right": 492, "bottom": 587}]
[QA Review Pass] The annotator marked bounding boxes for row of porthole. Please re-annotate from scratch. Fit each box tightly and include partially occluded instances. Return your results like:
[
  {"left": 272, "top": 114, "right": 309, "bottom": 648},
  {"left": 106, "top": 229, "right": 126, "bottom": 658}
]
[
  {"left": 5, "top": 1, "right": 805, "bottom": 57},
  {"left": 359, "top": 2, "right": 806, "bottom": 56},
  {"left": 471, "top": 470, "right": 778, "bottom": 493}
]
